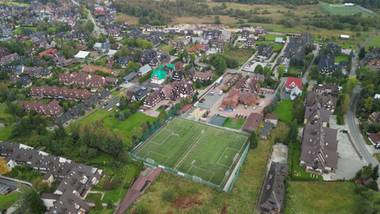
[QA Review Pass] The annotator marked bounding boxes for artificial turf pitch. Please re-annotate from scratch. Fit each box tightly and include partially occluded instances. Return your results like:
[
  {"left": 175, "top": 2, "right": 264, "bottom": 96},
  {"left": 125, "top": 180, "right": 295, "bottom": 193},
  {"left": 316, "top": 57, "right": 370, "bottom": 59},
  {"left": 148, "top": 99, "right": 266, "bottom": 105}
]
[{"left": 133, "top": 118, "right": 248, "bottom": 186}]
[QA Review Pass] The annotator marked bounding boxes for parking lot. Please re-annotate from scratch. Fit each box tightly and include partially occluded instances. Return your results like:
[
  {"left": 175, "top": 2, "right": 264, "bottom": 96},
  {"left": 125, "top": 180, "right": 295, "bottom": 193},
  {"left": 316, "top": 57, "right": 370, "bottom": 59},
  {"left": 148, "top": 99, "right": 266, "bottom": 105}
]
[{"left": 323, "top": 116, "right": 366, "bottom": 181}]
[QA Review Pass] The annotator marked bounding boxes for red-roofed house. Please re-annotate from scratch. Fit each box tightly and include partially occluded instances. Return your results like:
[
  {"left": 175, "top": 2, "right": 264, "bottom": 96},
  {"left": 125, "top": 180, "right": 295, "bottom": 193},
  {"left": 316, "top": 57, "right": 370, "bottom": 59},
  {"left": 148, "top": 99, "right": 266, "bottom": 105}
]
[
  {"left": 38, "top": 48, "right": 58, "bottom": 58},
  {"left": 368, "top": 133, "right": 380, "bottom": 145},
  {"left": 284, "top": 77, "right": 303, "bottom": 100},
  {"left": 243, "top": 113, "right": 263, "bottom": 133}
]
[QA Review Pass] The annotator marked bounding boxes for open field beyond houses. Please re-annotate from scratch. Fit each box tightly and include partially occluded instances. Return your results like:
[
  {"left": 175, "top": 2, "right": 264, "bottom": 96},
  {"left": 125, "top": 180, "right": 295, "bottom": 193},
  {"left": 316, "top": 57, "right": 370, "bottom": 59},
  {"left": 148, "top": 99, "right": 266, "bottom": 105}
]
[{"left": 133, "top": 118, "right": 248, "bottom": 187}]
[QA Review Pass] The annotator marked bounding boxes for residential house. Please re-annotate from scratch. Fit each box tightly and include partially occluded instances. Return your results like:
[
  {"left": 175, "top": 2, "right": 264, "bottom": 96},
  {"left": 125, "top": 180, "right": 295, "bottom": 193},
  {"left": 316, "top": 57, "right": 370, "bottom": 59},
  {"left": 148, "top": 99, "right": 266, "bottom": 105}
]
[
  {"left": 23, "top": 100, "right": 63, "bottom": 117},
  {"left": 132, "top": 87, "right": 149, "bottom": 101},
  {"left": 151, "top": 68, "right": 168, "bottom": 84},
  {"left": 123, "top": 72, "right": 137, "bottom": 84},
  {"left": 284, "top": 77, "right": 303, "bottom": 100},
  {"left": 59, "top": 72, "right": 117, "bottom": 90},
  {"left": 0, "top": 53, "right": 19, "bottom": 66},
  {"left": 300, "top": 122, "right": 338, "bottom": 173},
  {"left": 243, "top": 113, "right": 263, "bottom": 133},
  {"left": 318, "top": 54, "right": 336, "bottom": 74},
  {"left": 193, "top": 70, "right": 213, "bottom": 82},
  {"left": 370, "top": 112, "right": 380, "bottom": 123},
  {"left": 257, "top": 45, "right": 273, "bottom": 59},
  {"left": 30, "top": 86, "right": 92, "bottom": 101},
  {"left": 368, "top": 133, "right": 380, "bottom": 145},
  {"left": 138, "top": 64, "right": 152, "bottom": 76},
  {"left": 0, "top": 142, "right": 102, "bottom": 213},
  {"left": 284, "top": 32, "right": 312, "bottom": 62},
  {"left": 265, "top": 113, "right": 278, "bottom": 127},
  {"left": 260, "top": 122, "right": 274, "bottom": 140},
  {"left": 260, "top": 163, "right": 287, "bottom": 214}
]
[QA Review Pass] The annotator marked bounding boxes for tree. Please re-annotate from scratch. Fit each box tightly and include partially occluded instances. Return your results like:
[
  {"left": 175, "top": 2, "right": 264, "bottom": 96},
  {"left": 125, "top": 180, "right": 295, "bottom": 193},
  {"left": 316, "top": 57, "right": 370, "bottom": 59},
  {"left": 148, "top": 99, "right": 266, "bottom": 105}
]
[
  {"left": 79, "top": 20, "right": 94, "bottom": 34},
  {"left": 293, "top": 96, "right": 305, "bottom": 125},
  {"left": 214, "top": 16, "right": 221, "bottom": 24},
  {"left": 210, "top": 55, "right": 227, "bottom": 76},
  {"left": 249, "top": 132, "right": 258, "bottom": 149},
  {"left": 285, "top": 120, "right": 298, "bottom": 145},
  {"left": 14, "top": 188, "right": 46, "bottom": 214},
  {"left": 359, "top": 47, "right": 366, "bottom": 60}
]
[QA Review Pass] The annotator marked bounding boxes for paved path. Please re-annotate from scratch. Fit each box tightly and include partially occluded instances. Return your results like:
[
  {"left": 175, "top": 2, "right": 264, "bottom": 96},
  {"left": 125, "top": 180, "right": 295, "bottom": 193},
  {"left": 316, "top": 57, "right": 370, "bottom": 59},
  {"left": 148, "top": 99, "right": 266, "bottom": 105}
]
[
  {"left": 302, "top": 44, "right": 320, "bottom": 84},
  {"left": 346, "top": 87, "right": 379, "bottom": 167}
]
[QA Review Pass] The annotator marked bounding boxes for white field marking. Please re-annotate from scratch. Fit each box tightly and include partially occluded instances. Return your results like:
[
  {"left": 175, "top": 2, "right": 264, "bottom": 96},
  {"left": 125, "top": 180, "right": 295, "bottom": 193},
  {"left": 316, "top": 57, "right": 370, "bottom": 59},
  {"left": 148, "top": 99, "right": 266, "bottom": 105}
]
[
  {"left": 147, "top": 150, "right": 169, "bottom": 165},
  {"left": 216, "top": 147, "right": 239, "bottom": 168},
  {"left": 219, "top": 143, "right": 247, "bottom": 187},
  {"left": 188, "top": 164, "right": 215, "bottom": 183},
  {"left": 173, "top": 131, "right": 204, "bottom": 170}
]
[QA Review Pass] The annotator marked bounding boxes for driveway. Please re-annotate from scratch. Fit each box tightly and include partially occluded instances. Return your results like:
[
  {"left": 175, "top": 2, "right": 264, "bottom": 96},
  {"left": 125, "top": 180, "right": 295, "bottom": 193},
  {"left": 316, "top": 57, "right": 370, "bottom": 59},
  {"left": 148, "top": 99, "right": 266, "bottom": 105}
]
[{"left": 323, "top": 116, "right": 366, "bottom": 180}]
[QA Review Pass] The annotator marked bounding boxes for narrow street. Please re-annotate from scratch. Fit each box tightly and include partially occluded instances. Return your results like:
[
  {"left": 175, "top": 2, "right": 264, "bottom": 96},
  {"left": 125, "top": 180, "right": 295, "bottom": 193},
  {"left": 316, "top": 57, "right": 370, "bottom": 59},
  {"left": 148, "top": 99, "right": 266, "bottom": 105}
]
[{"left": 346, "top": 87, "right": 379, "bottom": 167}]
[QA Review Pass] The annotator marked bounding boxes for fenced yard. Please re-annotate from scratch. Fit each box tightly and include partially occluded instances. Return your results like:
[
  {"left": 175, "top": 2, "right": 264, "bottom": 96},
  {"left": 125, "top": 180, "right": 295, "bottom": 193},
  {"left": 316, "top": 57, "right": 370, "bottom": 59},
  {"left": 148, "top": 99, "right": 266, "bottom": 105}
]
[{"left": 131, "top": 118, "right": 249, "bottom": 189}]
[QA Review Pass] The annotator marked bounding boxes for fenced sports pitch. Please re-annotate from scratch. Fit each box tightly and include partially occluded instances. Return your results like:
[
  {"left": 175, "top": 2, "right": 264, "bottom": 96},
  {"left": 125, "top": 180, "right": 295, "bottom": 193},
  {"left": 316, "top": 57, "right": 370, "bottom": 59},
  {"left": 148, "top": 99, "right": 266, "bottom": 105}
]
[{"left": 131, "top": 118, "right": 249, "bottom": 191}]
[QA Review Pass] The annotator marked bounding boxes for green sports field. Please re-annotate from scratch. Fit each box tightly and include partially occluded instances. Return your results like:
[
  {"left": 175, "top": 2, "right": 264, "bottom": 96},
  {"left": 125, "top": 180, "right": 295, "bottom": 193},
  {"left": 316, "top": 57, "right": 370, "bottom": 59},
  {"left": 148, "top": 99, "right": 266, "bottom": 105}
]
[
  {"left": 320, "top": 2, "right": 374, "bottom": 17},
  {"left": 133, "top": 118, "right": 248, "bottom": 187}
]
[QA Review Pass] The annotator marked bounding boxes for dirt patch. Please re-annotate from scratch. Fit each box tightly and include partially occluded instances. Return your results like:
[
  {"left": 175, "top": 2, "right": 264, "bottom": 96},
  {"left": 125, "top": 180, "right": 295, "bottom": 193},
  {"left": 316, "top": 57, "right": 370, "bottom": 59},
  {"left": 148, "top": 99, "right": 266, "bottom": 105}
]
[
  {"left": 173, "top": 195, "right": 202, "bottom": 209},
  {"left": 221, "top": 204, "right": 228, "bottom": 214}
]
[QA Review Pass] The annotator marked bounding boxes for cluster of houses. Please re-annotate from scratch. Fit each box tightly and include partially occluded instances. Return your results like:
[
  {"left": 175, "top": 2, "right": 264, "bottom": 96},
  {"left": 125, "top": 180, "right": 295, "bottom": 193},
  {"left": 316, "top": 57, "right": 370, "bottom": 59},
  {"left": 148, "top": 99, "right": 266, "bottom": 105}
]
[
  {"left": 219, "top": 74, "right": 262, "bottom": 111},
  {"left": 301, "top": 85, "right": 339, "bottom": 173},
  {"left": 144, "top": 80, "right": 194, "bottom": 108},
  {"left": 30, "top": 86, "right": 92, "bottom": 101},
  {"left": 234, "top": 27, "right": 266, "bottom": 48},
  {"left": 59, "top": 72, "right": 117, "bottom": 91},
  {"left": 0, "top": 142, "right": 102, "bottom": 213},
  {"left": 363, "top": 48, "right": 380, "bottom": 71},
  {"left": 318, "top": 42, "right": 350, "bottom": 74}
]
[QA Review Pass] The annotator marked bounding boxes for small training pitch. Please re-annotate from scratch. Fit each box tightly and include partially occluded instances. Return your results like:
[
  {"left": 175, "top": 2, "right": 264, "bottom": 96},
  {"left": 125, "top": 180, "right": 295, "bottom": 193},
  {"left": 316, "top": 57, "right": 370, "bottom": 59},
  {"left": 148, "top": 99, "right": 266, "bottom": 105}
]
[
  {"left": 320, "top": 2, "right": 374, "bottom": 16},
  {"left": 132, "top": 118, "right": 248, "bottom": 187}
]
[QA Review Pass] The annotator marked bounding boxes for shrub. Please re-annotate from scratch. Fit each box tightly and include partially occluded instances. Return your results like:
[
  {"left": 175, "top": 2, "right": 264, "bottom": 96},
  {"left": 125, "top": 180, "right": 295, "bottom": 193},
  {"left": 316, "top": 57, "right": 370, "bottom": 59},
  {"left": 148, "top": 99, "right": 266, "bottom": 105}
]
[{"left": 161, "top": 190, "right": 176, "bottom": 202}]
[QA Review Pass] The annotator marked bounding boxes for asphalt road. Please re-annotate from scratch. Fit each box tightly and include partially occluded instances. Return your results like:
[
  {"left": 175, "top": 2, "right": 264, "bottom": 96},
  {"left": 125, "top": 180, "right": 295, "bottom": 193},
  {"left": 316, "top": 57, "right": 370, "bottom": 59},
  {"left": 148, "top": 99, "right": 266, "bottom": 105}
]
[{"left": 346, "top": 87, "right": 379, "bottom": 167}]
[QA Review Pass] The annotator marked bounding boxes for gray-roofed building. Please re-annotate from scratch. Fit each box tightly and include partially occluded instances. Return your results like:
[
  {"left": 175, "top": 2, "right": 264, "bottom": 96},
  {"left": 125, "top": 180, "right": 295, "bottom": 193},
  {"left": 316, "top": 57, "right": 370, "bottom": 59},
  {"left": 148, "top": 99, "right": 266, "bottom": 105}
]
[
  {"left": 260, "top": 162, "right": 288, "bottom": 214},
  {"left": 260, "top": 122, "right": 274, "bottom": 140},
  {"left": 138, "top": 64, "right": 152, "bottom": 76},
  {"left": 300, "top": 123, "right": 338, "bottom": 173},
  {"left": 0, "top": 142, "right": 102, "bottom": 213}
]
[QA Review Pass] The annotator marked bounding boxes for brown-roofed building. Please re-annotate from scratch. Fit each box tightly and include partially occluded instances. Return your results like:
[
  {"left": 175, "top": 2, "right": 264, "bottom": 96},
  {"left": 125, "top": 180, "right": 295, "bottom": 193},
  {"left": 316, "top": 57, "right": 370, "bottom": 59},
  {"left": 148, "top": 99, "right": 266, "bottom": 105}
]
[
  {"left": 300, "top": 122, "right": 338, "bottom": 173},
  {"left": 243, "top": 113, "right": 263, "bottom": 133},
  {"left": 193, "top": 70, "right": 213, "bottom": 82},
  {"left": 30, "top": 86, "right": 92, "bottom": 101},
  {"left": 265, "top": 113, "right": 278, "bottom": 127},
  {"left": 220, "top": 89, "right": 240, "bottom": 110},
  {"left": 368, "top": 133, "right": 380, "bottom": 145},
  {"left": 59, "top": 72, "right": 117, "bottom": 90},
  {"left": 23, "top": 100, "right": 63, "bottom": 118},
  {"left": 370, "top": 112, "right": 380, "bottom": 123},
  {"left": 239, "top": 92, "right": 257, "bottom": 106},
  {"left": 38, "top": 48, "right": 58, "bottom": 58}
]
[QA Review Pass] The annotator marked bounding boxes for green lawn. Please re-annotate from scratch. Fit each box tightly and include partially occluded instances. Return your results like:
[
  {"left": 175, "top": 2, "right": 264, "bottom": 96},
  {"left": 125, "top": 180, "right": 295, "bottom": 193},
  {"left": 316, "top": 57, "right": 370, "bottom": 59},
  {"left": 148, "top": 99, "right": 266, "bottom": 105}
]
[
  {"left": 0, "top": 191, "right": 20, "bottom": 210},
  {"left": 287, "top": 66, "right": 304, "bottom": 77},
  {"left": 86, "top": 192, "right": 103, "bottom": 203},
  {"left": 223, "top": 117, "right": 246, "bottom": 130},
  {"left": 335, "top": 54, "right": 350, "bottom": 63},
  {"left": 134, "top": 118, "right": 248, "bottom": 187},
  {"left": 77, "top": 109, "right": 156, "bottom": 147},
  {"left": 319, "top": 2, "right": 374, "bottom": 17},
  {"left": 223, "top": 47, "right": 255, "bottom": 66},
  {"left": 288, "top": 141, "right": 322, "bottom": 181},
  {"left": 285, "top": 181, "right": 359, "bottom": 214},
  {"left": 366, "top": 35, "right": 380, "bottom": 48},
  {"left": 274, "top": 100, "right": 294, "bottom": 124},
  {"left": 132, "top": 123, "right": 288, "bottom": 213},
  {"left": 92, "top": 163, "right": 140, "bottom": 206},
  {"left": 0, "top": 103, "right": 14, "bottom": 141}
]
